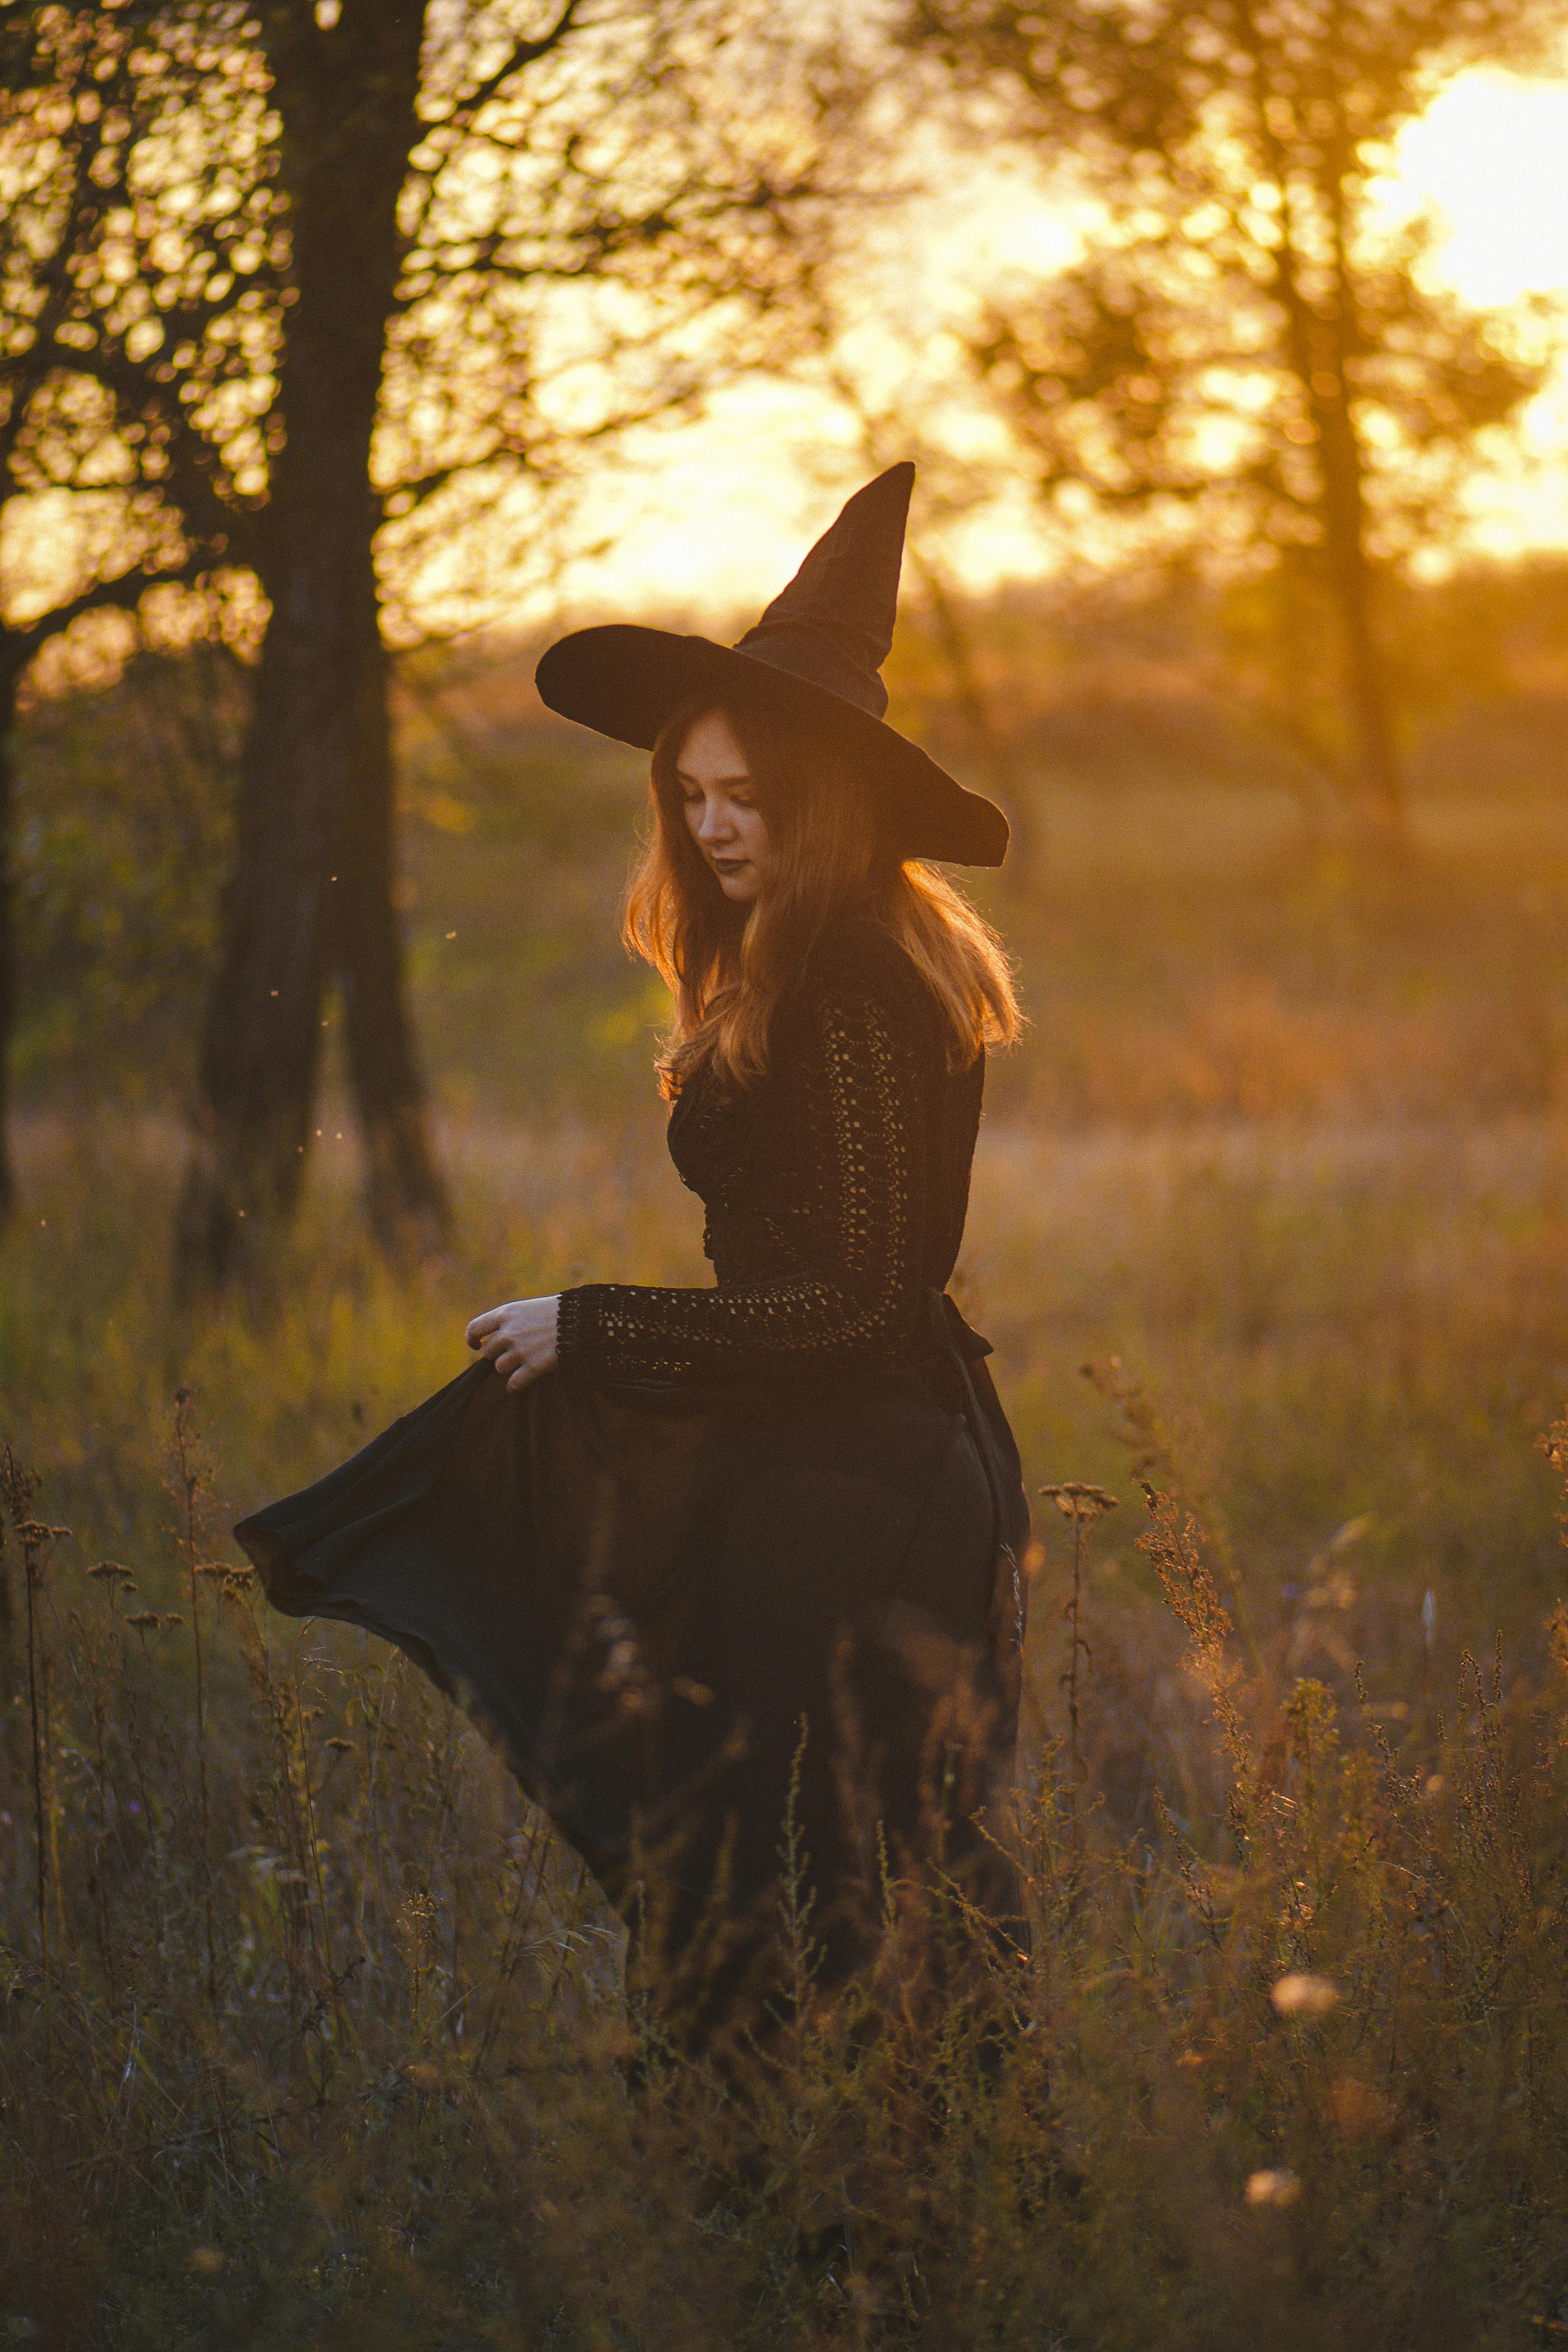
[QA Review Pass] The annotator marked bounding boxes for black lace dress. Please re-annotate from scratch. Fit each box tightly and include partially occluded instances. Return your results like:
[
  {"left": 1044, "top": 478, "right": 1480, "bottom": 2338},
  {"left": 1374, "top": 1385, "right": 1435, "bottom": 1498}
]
[{"left": 236, "top": 915, "right": 1029, "bottom": 2053}]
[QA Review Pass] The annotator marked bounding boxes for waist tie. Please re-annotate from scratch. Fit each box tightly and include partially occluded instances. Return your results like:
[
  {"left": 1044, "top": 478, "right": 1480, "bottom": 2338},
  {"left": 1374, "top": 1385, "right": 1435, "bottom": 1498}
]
[
  {"left": 923, "top": 1285, "right": 1026, "bottom": 1694},
  {"left": 923, "top": 1290, "right": 1014, "bottom": 1561}
]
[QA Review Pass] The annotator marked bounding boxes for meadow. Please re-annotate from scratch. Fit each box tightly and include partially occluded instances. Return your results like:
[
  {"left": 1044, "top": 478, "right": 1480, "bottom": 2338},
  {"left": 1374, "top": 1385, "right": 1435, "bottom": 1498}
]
[{"left": 3, "top": 657, "right": 1568, "bottom": 2344}]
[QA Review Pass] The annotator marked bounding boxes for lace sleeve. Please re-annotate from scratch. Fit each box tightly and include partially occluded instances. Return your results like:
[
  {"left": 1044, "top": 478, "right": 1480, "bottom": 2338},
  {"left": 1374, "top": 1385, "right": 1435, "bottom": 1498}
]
[{"left": 555, "top": 956, "right": 928, "bottom": 1382}]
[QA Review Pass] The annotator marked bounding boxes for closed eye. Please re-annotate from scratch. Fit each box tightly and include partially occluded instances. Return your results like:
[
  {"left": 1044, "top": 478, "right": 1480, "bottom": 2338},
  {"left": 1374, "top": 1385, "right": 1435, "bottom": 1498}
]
[{"left": 677, "top": 781, "right": 747, "bottom": 809}]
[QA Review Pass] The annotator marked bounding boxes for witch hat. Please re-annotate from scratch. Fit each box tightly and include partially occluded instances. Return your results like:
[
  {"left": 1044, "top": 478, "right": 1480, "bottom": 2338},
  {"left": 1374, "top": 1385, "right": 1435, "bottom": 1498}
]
[{"left": 535, "top": 464, "right": 1009, "bottom": 866}]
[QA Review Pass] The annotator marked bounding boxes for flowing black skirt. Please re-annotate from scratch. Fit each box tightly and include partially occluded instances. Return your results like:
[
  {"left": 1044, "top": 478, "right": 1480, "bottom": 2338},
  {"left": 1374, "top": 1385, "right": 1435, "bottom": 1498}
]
[{"left": 235, "top": 1305, "right": 1029, "bottom": 2054}]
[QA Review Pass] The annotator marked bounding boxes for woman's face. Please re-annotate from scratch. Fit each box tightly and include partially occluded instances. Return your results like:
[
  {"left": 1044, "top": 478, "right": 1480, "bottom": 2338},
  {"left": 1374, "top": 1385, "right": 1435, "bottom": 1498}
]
[{"left": 678, "top": 709, "right": 771, "bottom": 905}]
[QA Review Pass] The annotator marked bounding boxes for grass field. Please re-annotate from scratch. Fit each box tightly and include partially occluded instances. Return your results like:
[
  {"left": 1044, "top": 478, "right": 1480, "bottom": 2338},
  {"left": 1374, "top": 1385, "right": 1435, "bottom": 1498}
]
[{"left": 3, "top": 775, "right": 1568, "bottom": 2346}]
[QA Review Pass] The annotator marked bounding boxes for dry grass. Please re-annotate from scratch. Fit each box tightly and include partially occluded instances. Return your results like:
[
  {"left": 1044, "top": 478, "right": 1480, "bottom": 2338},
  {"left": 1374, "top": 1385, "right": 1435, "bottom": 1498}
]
[
  {"left": 7, "top": 775, "right": 1568, "bottom": 2344},
  {"left": 3, "top": 1082, "right": 1568, "bottom": 2348}
]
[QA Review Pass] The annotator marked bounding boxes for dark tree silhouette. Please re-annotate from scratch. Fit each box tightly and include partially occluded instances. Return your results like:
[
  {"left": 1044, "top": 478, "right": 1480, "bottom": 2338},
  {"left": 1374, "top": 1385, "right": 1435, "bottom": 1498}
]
[
  {"left": 173, "top": 0, "right": 866, "bottom": 1292},
  {"left": 172, "top": 2, "right": 437, "bottom": 1290},
  {"left": 0, "top": 4, "right": 261, "bottom": 1220},
  {"left": 3, "top": 0, "right": 866, "bottom": 1284}
]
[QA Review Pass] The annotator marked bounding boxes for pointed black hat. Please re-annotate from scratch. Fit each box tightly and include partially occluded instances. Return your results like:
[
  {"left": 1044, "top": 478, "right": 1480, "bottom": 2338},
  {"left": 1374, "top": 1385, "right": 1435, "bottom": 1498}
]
[{"left": 534, "top": 463, "right": 1009, "bottom": 866}]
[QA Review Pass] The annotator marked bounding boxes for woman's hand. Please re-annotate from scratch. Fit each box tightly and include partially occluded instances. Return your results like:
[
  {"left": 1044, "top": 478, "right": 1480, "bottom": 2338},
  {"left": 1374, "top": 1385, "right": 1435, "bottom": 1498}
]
[{"left": 466, "top": 1295, "right": 561, "bottom": 1391}]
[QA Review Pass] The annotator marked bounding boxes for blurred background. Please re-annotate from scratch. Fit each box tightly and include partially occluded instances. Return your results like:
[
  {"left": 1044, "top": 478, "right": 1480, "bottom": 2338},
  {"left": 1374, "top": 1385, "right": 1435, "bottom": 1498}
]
[
  {"left": 5, "top": 0, "right": 1568, "bottom": 1680},
  {"left": 10, "top": 15, "right": 1568, "bottom": 2334}
]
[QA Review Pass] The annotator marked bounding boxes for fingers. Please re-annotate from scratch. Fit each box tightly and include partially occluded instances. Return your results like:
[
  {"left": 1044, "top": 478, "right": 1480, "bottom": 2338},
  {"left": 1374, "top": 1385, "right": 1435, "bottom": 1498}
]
[
  {"left": 482, "top": 1334, "right": 534, "bottom": 1380},
  {"left": 466, "top": 1299, "right": 556, "bottom": 1391}
]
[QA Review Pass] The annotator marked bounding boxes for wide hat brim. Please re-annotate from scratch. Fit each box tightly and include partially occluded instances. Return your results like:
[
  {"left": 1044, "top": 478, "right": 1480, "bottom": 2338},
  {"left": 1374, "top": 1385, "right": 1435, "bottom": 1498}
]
[{"left": 535, "top": 625, "right": 1010, "bottom": 867}]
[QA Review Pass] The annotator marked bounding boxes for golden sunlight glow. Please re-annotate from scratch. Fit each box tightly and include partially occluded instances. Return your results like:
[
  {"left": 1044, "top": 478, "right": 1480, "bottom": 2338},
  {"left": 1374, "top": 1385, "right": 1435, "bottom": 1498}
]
[
  {"left": 1387, "top": 71, "right": 1568, "bottom": 561},
  {"left": 1392, "top": 73, "right": 1568, "bottom": 307},
  {"left": 558, "top": 74, "right": 1568, "bottom": 619},
  {"left": 11, "top": 69, "right": 1568, "bottom": 644}
]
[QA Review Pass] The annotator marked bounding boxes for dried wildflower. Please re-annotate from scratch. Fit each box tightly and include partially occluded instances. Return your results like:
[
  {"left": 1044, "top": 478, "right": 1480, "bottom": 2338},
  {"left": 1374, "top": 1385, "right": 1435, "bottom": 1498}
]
[
  {"left": 1271, "top": 1972, "right": 1339, "bottom": 2018},
  {"left": 1041, "top": 1485, "right": 1115, "bottom": 1830},
  {"left": 185, "top": 2249, "right": 226, "bottom": 2278},
  {"left": 1139, "top": 1485, "right": 1252, "bottom": 1844},
  {"left": 1245, "top": 2168, "right": 1302, "bottom": 2208},
  {"left": 1040, "top": 1481, "right": 1119, "bottom": 1524},
  {"left": 1548, "top": 1600, "right": 1568, "bottom": 1684},
  {"left": 125, "top": 1611, "right": 161, "bottom": 1632}
]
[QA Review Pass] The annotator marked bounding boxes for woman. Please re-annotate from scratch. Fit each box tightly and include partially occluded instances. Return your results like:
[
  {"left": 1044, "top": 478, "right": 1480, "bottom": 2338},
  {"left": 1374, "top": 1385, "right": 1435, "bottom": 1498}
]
[{"left": 237, "top": 463, "right": 1030, "bottom": 2066}]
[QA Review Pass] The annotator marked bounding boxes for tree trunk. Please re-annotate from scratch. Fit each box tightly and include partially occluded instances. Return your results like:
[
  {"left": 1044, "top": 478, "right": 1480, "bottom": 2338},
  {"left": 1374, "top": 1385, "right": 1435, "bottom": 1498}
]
[
  {"left": 1321, "top": 453, "right": 1404, "bottom": 842},
  {"left": 1273, "top": 331, "right": 1407, "bottom": 845},
  {"left": 335, "top": 543, "right": 448, "bottom": 1259},
  {"left": 1311, "top": 339, "right": 1405, "bottom": 843},
  {"left": 0, "top": 652, "right": 20, "bottom": 1224},
  {"left": 175, "top": 2, "right": 441, "bottom": 1294},
  {"left": 1237, "top": 4, "right": 1407, "bottom": 851}
]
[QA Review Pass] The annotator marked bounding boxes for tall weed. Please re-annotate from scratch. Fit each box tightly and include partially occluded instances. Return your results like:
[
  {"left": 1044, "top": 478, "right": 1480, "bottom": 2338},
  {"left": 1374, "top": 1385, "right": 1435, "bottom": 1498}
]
[{"left": 1, "top": 1393, "right": 1565, "bottom": 2346}]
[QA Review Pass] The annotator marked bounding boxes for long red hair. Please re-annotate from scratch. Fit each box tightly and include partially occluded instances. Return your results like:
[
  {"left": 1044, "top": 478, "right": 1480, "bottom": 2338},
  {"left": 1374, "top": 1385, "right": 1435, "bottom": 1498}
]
[{"left": 623, "top": 694, "right": 1021, "bottom": 1097}]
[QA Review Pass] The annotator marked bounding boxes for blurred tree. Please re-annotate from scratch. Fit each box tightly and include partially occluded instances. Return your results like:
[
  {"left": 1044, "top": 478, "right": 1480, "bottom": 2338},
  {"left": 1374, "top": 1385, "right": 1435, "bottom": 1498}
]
[
  {"left": 0, "top": 4, "right": 260, "bottom": 1221},
  {"left": 5, "top": 0, "right": 864, "bottom": 1288},
  {"left": 900, "top": 0, "right": 1562, "bottom": 842}
]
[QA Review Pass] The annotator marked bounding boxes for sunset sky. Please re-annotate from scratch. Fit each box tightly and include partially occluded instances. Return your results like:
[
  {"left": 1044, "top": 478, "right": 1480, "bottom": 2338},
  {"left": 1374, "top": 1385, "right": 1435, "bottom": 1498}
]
[{"left": 544, "top": 67, "right": 1568, "bottom": 626}]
